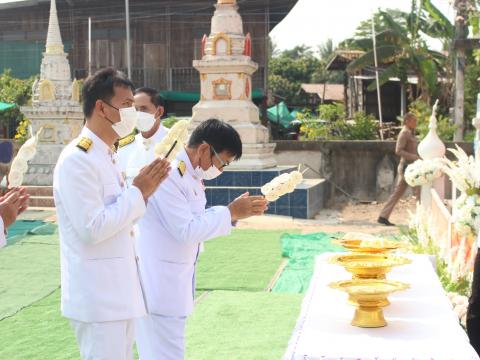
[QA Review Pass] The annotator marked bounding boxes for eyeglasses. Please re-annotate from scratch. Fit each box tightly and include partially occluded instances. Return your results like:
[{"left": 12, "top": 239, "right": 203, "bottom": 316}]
[
  {"left": 103, "top": 101, "right": 120, "bottom": 111},
  {"left": 103, "top": 101, "right": 133, "bottom": 112},
  {"left": 203, "top": 141, "right": 229, "bottom": 169}
]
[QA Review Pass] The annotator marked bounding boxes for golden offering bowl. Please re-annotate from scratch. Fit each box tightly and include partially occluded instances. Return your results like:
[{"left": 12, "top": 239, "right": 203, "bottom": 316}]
[
  {"left": 329, "top": 253, "right": 411, "bottom": 280},
  {"left": 333, "top": 238, "right": 408, "bottom": 254},
  {"left": 330, "top": 279, "right": 409, "bottom": 328}
]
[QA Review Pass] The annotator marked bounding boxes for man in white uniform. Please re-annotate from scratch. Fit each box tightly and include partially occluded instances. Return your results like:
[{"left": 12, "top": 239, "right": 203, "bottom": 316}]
[
  {"left": 118, "top": 87, "right": 168, "bottom": 184},
  {"left": 53, "top": 68, "right": 171, "bottom": 360},
  {"left": 135, "top": 119, "right": 268, "bottom": 359},
  {"left": 0, "top": 187, "right": 29, "bottom": 248}
]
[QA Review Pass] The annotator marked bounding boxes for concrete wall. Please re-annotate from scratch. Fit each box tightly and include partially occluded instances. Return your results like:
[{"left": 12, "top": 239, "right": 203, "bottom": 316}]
[{"left": 274, "top": 140, "right": 473, "bottom": 205}]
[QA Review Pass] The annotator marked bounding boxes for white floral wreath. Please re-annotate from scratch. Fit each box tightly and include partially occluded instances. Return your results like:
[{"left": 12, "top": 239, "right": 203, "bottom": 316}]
[{"left": 404, "top": 159, "right": 444, "bottom": 187}]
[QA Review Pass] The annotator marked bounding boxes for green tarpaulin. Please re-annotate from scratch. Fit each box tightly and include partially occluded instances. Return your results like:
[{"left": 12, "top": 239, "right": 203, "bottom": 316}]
[
  {"left": 160, "top": 89, "right": 264, "bottom": 102},
  {"left": 267, "top": 101, "right": 296, "bottom": 128},
  {"left": 272, "top": 232, "right": 345, "bottom": 293},
  {"left": 0, "top": 102, "right": 15, "bottom": 111}
]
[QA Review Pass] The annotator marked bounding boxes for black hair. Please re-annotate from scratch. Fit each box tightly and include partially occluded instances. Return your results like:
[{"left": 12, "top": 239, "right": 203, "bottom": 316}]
[
  {"left": 188, "top": 119, "right": 242, "bottom": 160},
  {"left": 134, "top": 87, "right": 165, "bottom": 108},
  {"left": 82, "top": 67, "right": 135, "bottom": 118}
]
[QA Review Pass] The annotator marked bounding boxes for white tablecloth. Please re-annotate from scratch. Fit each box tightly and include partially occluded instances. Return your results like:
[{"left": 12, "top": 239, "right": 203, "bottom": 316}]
[{"left": 283, "top": 253, "right": 479, "bottom": 360}]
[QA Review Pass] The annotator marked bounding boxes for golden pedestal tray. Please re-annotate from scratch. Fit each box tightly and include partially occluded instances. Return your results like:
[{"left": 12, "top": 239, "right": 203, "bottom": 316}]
[
  {"left": 330, "top": 279, "right": 409, "bottom": 328},
  {"left": 329, "top": 253, "right": 411, "bottom": 280},
  {"left": 333, "top": 238, "right": 408, "bottom": 254}
]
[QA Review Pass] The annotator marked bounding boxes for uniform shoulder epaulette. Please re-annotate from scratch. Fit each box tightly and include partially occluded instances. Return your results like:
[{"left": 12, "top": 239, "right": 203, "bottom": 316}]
[
  {"left": 76, "top": 137, "right": 93, "bottom": 152},
  {"left": 177, "top": 160, "right": 186, "bottom": 177},
  {"left": 118, "top": 134, "right": 136, "bottom": 148}
]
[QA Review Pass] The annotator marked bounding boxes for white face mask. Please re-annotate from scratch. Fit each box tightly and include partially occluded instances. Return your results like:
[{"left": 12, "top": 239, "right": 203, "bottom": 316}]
[
  {"left": 136, "top": 111, "right": 156, "bottom": 132},
  {"left": 112, "top": 106, "right": 137, "bottom": 138},
  {"left": 195, "top": 164, "right": 222, "bottom": 180}
]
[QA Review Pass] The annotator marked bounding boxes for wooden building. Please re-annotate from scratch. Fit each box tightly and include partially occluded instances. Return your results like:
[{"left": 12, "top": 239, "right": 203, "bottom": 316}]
[
  {"left": 327, "top": 50, "right": 417, "bottom": 122},
  {"left": 300, "top": 83, "right": 345, "bottom": 108},
  {"left": 0, "top": 0, "right": 297, "bottom": 115}
]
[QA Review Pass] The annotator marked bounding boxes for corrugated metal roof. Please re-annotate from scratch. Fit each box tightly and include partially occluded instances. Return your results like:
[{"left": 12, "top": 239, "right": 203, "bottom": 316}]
[
  {"left": 326, "top": 50, "right": 365, "bottom": 71},
  {"left": 301, "top": 83, "right": 344, "bottom": 101}
]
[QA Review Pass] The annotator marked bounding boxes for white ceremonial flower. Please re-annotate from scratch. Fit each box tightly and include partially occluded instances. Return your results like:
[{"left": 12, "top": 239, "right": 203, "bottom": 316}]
[
  {"left": 7, "top": 126, "right": 43, "bottom": 188},
  {"left": 453, "top": 194, "right": 480, "bottom": 237},
  {"left": 16, "top": 136, "right": 37, "bottom": 161},
  {"left": 290, "top": 171, "right": 303, "bottom": 183},
  {"left": 7, "top": 170, "right": 24, "bottom": 188},
  {"left": 405, "top": 159, "right": 444, "bottom": 187},
  {"left": 10, "top": 158, "right": 28, "bottom": 174},
  {"left": 453, "top": 304, "right": 467, "bottom": 319},
  {"left": 286, "top": 179, "right": 296, "bottom": 193},
  {"left": 261, "top": 170, "right": 304, "bottom": 202},
  {"left": 265, "top": 193, "right": 279, "bottom": 202},
  {"left": 452, "top": 294, "right": 466, "bottom": 306},
  {"left": 154, "top": 120, "right": 190, "bottom": 159}
]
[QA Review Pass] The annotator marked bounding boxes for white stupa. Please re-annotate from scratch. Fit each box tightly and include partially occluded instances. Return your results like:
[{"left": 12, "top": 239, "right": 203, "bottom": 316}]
[
  {"left": 191, "top": 0, "right": 277, "bottom": 169},
  {"left": 21, "top": 0, "right": 84, "bottom": 186}
]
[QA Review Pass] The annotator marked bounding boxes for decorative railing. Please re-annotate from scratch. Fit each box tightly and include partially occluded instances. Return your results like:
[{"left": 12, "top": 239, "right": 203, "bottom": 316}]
[
  {"left": 429, "top": 187, "right": 476, "bottom": 279},
  {"left": 412, "top": 100, "right": 477, "bottom": 280}
]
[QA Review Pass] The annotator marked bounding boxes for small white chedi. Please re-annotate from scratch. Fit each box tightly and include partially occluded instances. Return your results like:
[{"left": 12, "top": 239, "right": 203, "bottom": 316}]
[
  {"left": 191, "top": 0, "right": 277, "bottom": 169},
  {"left": 416, "top": 99, "right": 446, "bottom": 207},
  {"left": 20, "top": 0, "right": 84, "bottom": 186}
]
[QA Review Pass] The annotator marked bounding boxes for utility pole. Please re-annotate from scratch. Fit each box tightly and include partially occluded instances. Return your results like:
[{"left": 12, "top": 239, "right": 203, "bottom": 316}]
[
  {"left": 372, "top": 16, "right": 384, "bottom": 140},
  {"left": 453, "top": 0, "right": 468, "bottom": 141},
  {"left": 88, "top": 17, "right": 92, "bottom": 76},
  {"left": 125, "top": 0, "right": 132, "bottom": 79}
]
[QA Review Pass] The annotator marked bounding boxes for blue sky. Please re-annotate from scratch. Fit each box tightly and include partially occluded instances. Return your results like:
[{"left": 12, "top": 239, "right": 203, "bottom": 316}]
[{"left": 270, "top": 0, "right": 455, "bottom": 51}]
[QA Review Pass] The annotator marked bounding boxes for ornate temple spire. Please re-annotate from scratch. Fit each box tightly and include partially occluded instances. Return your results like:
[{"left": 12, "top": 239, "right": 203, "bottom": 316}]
[
  {"left": 35, "top": 0, "right": 72, "bottom": 99},
  {"left": 45, "top": 0, "right": 64, "bottom": 54}
]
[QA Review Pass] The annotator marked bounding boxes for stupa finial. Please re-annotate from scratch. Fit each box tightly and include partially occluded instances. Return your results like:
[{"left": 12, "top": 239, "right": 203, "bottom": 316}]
[{"left": 45, "top": 0, "right": 64, "bottom": 54}]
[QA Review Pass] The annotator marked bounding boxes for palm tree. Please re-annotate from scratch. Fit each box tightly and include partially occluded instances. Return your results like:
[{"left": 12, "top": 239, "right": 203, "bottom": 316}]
[
  {"left": 318, "top": 39, "right": 335, "bottom": 62},
  {"left": 313, "top": 39, "right": 343, "bottom": 84},
  {"left": 345, "top": 0, "right": 453, "bottom": 101}
]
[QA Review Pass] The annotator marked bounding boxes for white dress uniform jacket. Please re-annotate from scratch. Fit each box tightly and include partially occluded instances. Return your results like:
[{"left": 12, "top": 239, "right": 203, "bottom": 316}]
[
  {"left": 118, "top": 124, "right": 168, "bottom": 184},
  {"left": 53, "top": 127, "right": 147, "bottom": 323},
  {"left": 136, "top": 149, "right": 232, "bottom": 317},
  {"left": 0, "top": 217, "right": 6, "bottom": 248}
]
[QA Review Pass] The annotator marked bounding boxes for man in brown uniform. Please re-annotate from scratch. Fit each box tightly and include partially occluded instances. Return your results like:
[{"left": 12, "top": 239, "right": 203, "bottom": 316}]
[{"left": 378, "top": 113, "right": 419, "bottom": 226}]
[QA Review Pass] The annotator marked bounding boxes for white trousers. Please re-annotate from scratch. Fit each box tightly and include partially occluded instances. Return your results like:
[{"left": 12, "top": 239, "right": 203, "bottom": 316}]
[
  {"left": 135, "top": 313, "right": 187, "bottom": 360},
  {"left": 70, "top": 319, "right": 135, "bottom": 360}
]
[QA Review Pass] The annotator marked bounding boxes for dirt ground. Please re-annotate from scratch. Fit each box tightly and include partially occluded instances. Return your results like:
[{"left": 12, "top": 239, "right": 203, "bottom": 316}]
[{"left": 237, "top": 197, "right": 417, "bottom": 235}]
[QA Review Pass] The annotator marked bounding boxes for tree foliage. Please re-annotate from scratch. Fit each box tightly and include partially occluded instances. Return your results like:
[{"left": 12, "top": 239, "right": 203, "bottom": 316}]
[
  {"left": 344, "top": 1, "right": 453, "bottom": 101},
  {"left": 299, "top": 103, "right": 378, "bottom": 141},
  {"left": 0, "top": 69, "right": 35, "bottom": 138},
  {"left": 268, "top": 42, "right": 343, "bottom": 105}
]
